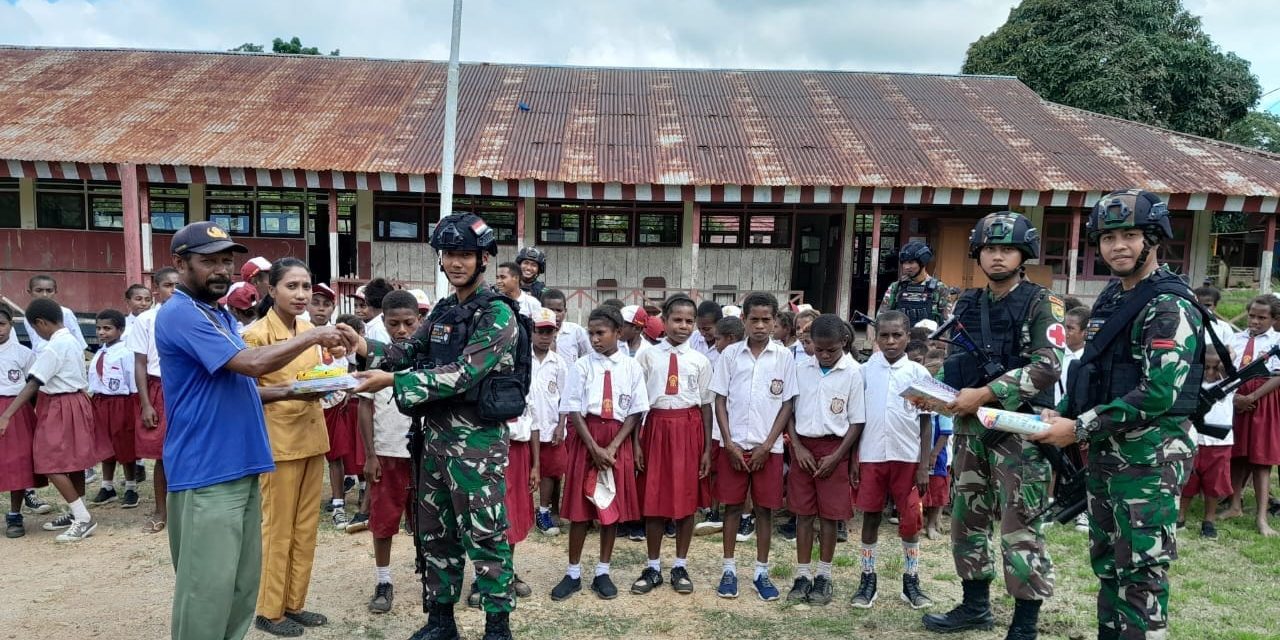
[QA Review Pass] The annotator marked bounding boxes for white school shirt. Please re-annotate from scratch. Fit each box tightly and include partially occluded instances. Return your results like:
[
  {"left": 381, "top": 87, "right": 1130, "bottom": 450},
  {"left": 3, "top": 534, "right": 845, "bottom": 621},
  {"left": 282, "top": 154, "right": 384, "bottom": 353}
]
[
  {"left": 560, "top": 350, "right": 650, "bottom": 419},
  {"left": 618, "top": 337, "right": 652, "bottom": 360},
  {"left": 638, "top": 339, "right": 713, "bottom": 411},
  {"left": 365, "top": 313, "right": 390, "bottom": 345},
  {"left": 1208, "top": 318, "right": 1235, "bottom": 347},
  {"left": 1228, "top": 328, "right": 1280, "bottom": 372},
  {"left": 860, "top": 351, "right": 931, "bottom": 463},
  {"left": 794, "top": 353, "right": 866, "bottom": 438},
  {"left": 125, "top": 304, "right": 163, "bottom": 377},
  {"left": 556, "top": 321, "right": 592, "bottom": 363},
  {"left": 526, "top": 350, "right": 567, "bottom": 443},
  {"left": 514, "top": 292, "right": 542, "bottom": 319},
  {"left": 357, "top": 386, "right": 413, "bottom": 458},
  {"left": 1188, "top": 382, "right": 1234, "bottom": 447},
  {"left": 0, "top": 336, "right": 35, "bottom": 396},
  {"left": 28, "top": 328, "right": 89, "bottom": 395},
  {"left": 28, "top": 306, "right": 87, "bottom": 353},
  {"left": 1056, "top": 347, "right": 1083, "bottom": 406},
  {"left": 709, "top": 340, "right": 798, "bottom": 454},
  {"left": 88, "top": 341, "right": 137, "bottom": 396}
]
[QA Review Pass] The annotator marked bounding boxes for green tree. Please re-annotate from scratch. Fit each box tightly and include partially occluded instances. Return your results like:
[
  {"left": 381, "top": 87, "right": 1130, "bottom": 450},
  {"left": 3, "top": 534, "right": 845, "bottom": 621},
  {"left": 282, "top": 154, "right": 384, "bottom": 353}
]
[
  {"left": 228, "top": 37, "right": 338, "bottom": 56},
  {"left": 963, "top": 0, "right": 1260, "bottom": 139},
  {"left": 1223, "top": 111, "right": 1280, "bottom": 154}
]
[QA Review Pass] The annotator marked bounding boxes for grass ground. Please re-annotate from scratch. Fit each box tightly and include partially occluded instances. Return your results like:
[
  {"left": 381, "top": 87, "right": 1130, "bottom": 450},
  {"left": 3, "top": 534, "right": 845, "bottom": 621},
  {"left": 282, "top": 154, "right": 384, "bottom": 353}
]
[
  {"left": 1217, "top": 288, "right": 1265, "bottom": 328},
  {"left": 3, "top": 470, "right": 1278, "bottom": 639}
]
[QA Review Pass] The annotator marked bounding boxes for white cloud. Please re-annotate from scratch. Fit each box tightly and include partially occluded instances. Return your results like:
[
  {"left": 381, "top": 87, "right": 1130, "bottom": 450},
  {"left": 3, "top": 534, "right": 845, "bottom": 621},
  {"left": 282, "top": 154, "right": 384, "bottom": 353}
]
[{"left": 0, "top": 0, "right": 1275, "bottom": 106}]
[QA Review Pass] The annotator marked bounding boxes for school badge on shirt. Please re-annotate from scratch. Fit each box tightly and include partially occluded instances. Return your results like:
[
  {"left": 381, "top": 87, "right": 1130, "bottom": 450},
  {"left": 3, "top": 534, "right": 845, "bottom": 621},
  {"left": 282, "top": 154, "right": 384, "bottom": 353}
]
[
  {"left": 829, "top": 397, "right": 846, "bottom": 415},
  {"left": 108, "top": 378, "right": 121, "bottom": 392},
  {"left": 769, "top": 379, "right": 784, "bottom": 396},
  {"left": 7, "top": 369, "right": 19, "bottom": 383},
  {"left": 547, "top": 379, "right": 558, "bottom": 395},
  {"left": 619, "top": 394, "right": 633, "bottom": 411}
]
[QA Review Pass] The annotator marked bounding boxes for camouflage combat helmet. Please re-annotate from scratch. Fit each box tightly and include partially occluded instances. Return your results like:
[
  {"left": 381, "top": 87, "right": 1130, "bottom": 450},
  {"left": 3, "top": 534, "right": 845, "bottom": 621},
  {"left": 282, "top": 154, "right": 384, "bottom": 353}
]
[
  {"left": 1086, "top": 189, "right": 1173, "bottom": 243},
  {"left": 968, "top": 211, "right": 1040, "bottom": 259},
  {"left": 430, "top": 213, "right": 499, "bottom": 256}
]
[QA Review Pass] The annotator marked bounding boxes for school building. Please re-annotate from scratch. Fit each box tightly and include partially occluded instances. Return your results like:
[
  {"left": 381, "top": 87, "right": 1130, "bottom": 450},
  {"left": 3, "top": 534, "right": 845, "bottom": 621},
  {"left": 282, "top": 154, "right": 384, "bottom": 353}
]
[{"left": 2, "top": 46, "right": 1279, "bottom": 320}]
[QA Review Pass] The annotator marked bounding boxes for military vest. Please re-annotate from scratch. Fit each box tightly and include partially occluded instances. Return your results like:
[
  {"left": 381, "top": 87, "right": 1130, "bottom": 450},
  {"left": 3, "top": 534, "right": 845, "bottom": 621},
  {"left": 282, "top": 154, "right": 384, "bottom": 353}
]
[
  {"left": 891, "top": 277, "right": 941, "bottom": 325},
  {"left": 1066, "top": 270, "right": 1203, "bottom": 420},
  {"left": 943, "top": 281, "right": 1055, "bottom": 409}
]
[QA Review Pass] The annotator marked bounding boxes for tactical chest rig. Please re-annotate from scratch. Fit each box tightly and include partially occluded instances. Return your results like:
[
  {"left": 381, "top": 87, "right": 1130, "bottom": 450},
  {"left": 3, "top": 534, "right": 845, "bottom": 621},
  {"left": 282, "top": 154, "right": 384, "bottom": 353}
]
[
  {"left": 943, "top": 281, "right": 1056, "bottom": 412},
  {"left": 892, "top": 278, "right": 941, "bottom": 325}
]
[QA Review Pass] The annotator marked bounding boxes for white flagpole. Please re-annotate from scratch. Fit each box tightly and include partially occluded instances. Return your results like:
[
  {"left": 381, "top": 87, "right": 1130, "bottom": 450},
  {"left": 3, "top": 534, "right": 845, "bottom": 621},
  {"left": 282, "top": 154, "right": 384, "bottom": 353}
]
[{"left": 435, "top": 0, "right": 464, "bottom": 303}]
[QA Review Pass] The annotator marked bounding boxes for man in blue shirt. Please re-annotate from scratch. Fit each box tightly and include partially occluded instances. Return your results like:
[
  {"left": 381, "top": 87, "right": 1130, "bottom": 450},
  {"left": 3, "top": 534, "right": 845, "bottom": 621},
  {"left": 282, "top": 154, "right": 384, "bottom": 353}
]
[{"left": 157, "top": 222, "right": 356, "bottom": 640}]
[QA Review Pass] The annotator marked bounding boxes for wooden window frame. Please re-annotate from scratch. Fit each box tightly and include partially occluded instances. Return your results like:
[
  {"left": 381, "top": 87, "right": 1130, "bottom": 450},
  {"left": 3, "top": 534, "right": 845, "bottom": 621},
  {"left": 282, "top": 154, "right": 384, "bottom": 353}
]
[
  {"left": 699, "top": 204, "right": 798, "bottom": 249},
  {"left": 536, "top": 200, "right": 682, "bottom": 247},
  {"left": 0, "top": 178, "right": 20, "bottom": 228},
  {"left": 149, "top": 184, "right": 190, "bottom": 232}
]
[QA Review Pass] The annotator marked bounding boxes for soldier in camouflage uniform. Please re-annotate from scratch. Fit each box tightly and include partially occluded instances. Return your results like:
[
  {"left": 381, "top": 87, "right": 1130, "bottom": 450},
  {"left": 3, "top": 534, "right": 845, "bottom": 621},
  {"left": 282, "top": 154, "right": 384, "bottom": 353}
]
[
  {"left": 1032, "top": 191, "right": 1201, "bottom": 640},
  {"left": 922, "top": 212, "right": 1063, "bottom": 640},
  {"left": 882, "top": 240, "right": 951, "bottom": 325},
  {"left": 355, "top": 213, "right": 518, "bottom": 640}
]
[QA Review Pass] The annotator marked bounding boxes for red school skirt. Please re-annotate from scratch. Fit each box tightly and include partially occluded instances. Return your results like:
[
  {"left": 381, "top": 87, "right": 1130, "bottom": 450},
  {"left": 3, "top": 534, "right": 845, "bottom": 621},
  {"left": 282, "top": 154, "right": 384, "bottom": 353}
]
[
  {"left": 561, "top": 415, "right": 639, "bottom": 524},
  {"left": 34, "top": 392, "right": 109, "bottom": 475},
  {"left": 505, "top": 439, "right": 535, "bottom": 544},
  {"left": 93, "top": 393, "right": 138, "bottom": 465},
  {"left": 1232, "top": 378, "right": 1280, "bottom": 465},
  {"left": 135, "top": 376, "right": 167, "bottom": 460},
  {"left": 638, "top": 407, "right": 710, "bottom": 519},
  {"left": 324, "top": 397, "right": 355, "bottom": 463},
  {"left": 0, "top": 396, "right": 41, "bottom": 492}
]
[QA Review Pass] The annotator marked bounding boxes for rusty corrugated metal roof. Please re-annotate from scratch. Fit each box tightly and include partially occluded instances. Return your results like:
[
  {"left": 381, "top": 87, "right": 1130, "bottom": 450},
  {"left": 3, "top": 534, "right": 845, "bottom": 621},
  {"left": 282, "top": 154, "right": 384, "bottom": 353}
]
[{"left": 1, "top": 45, "right": 1278, "bottom": 197}]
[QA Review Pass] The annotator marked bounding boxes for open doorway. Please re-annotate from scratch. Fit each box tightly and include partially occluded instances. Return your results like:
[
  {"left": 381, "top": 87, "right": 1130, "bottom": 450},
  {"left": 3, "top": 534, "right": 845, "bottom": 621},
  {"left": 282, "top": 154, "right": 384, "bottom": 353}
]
[
  {"left": 307, "top": 191, "right": 357, "bottom": 285},
  {"left": 790, "top": 213, "right": 845, "bottom": 312}
]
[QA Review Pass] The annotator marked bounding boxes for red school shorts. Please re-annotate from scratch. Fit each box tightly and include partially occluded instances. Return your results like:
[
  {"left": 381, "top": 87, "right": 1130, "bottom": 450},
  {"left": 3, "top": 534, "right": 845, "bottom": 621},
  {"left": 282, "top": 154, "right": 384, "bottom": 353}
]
[
  {"left": 785, "top": 436, "right": 852, "bottom": 521},
  {"left": 1182, "top": 445, "right": 1233, "bottom": 500},
  {"left": 368, "top": 455, "right": 413, "bottom": 539},
  {"left": 539, "top": 438, "right": 568, "bottom": 479},
  {"left": 854, "top": 460, "right": 924, "bottom": 539},
  {"left": 93, "top": 393, "right": 137, "bottom": 465},
  {"left": 923, "top": 474, "right": 950, "bottom": 508},
  {"left": 712, "top": 443, "right": 784, "bottom": 510}
]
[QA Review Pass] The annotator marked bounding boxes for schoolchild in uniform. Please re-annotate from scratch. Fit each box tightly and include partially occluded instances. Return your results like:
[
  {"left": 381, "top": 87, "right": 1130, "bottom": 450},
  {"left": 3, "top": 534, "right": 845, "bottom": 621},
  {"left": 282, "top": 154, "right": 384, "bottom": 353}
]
[
  {"left": 922, "top": 348, "right": 952, "bottom": 540},
  {"left": 1224, "top": 295, "right": 1280, "bottom": 536},
  {"left": 87, "top": 309, "right": 141, "bottom": 509},
  {"left": 551, "top": 307, "right": 649, "bottom": 602},
  {"left": 618, "top": 306, "right": 652, "bottom": 359},
  {"left": 494, "top": 262, "right": 543, "bottom": 319},
  {"left": 631, "top": 294, "right": 713, "bottom": 595},
  {"left": 531, "top": 308, "right": 570, "bottom": 536},
  {"left": 850, "top": 310, "right": 933, "bottom": 609},
  {"left": 0, "top": 307, "right": 40, "bottom": 539},
  {"left": 694, "top": 315, "right": 745, "bottom": 537},
  {"left": 128, "top": 266, "right": 180, "bottom": 534},
  {"left": 359, "top": 292, "right": 418, "bottom": 614},
  {"left": 0, "top": 298, "right": 109, "bottom": 542},
  {"left": 784, "top": 314, "right": 865, "bottom": 605},
  {"left": 690, "top": 301, "right": 724, "bottom": 362},
  {"left": 124, "top": 284, "right": 153, "bottom": 334},
  {"left": 25, "top": 275, "right": 88, "bottom": 353},
  {"left": 709, "top": 292, "right": 797, "bottom": 602},
  {"left": 1179, "top": 348, "right": 1235, "bottom": 539},
  {"left": 336, "top": 314, "right": 370, "bottom": 534},
  {"left": 222, "top": 282, "right": 259, "bottom": 333},
  {"left": 542, "top": 288, "right": 591, "bottom": 364}
]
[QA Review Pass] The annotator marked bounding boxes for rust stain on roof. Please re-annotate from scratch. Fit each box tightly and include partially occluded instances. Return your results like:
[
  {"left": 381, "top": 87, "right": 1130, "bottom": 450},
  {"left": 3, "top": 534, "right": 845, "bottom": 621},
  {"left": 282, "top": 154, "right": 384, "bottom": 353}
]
[{"left": 1, "top": 46, "right": 1278, "bottom": 197}]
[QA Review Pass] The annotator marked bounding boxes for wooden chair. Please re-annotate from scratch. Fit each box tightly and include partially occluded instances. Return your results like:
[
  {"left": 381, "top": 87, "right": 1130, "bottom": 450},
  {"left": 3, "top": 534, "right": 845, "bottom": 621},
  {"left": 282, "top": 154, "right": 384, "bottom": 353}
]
[
  {"left": 596, "top": 278, "right": 619, "bottom": 303},
  {"left": 642, "top": 276, "right": 667, "bottom": 304}
]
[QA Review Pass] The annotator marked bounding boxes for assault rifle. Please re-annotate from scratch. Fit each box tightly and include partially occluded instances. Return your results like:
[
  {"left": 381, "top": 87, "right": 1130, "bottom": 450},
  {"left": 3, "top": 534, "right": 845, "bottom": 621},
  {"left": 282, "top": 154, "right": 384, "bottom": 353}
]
[
  {"left": 1195, "top": 343, "right": 1280, "bottom": 439},
  {"left": 928, "top": 317, "right": 1010, "bottom": 448}
]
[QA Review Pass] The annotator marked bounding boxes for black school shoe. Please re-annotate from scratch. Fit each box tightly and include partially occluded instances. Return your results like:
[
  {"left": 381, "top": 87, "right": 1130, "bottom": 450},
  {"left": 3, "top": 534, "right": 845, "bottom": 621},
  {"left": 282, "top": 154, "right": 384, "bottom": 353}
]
[
  {"left": 670, "top": 566, "right": 694, "bottom": 594},
  {"left": 631, "top": 567, "right": 663, "bottom": 594},
  {"left": 1201, "top": 521, "right": 1219, "bottom": 539},
  {"left": 254, "top": 616, "right": 304, "bottom": 638},
  {"left": 121, "top": 489, "right": 140, "bottom": 509},
  {"left": 787, "top": 576, "right": 812, "bottom": 602},
  {"left": 591, "top": 574, "right": 619, "bottom": 599},
  {"left": 550, "top": 575, "right": 581, "bottom": 601}
]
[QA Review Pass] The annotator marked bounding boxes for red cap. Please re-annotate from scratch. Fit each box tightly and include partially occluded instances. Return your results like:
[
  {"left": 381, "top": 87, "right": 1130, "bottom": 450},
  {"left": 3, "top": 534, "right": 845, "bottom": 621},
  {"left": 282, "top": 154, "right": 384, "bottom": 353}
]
[
  {"left": 312, "top": 283, "right": 337, "bottom": 301},
  {"left": 582, "top": 467, "right": 620, "bottom": 525},
  {"left": 643, "top": 315, "right": 664, "bottom": 341},
  {"left": 240, "top": 256, "right": 271, "bottom": 281},
  {"left": 620, "top": 305, "right": 648, "bottom": 327},
  {"left": 220, "top": 281, "right": 258, "bottom": 311}
]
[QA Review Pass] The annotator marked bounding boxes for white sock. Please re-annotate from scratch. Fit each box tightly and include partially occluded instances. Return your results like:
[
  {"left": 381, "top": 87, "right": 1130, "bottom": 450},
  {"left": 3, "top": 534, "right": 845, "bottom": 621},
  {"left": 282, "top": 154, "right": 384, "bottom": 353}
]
[
  {"left": 359, "top": 480, "right": 367, "bottom": 491},
  {"left": 673, "top": 558, "right": 687, "bottom": 569},
  {"left": 375, "top": 566, "right": 392, "bottom": 585},
  {"left": 595, "top": 562, "right": 610, "bottom": 577},
  {"left": 332, "top": 498, "right": 345, "bottom": 508},
  {"left": 796, "top": 563, "right": 811, "bottom": 579},
  {"left": 646, "top": 558, "right": 660, "bottom": 572},
  {"left": 124, "top": 481, "right": 137, "bottom": 490},
  {"left": 538, "top": 506, "right": 550, "bottom": 514},
  {"left": 566, "top": 564, "right": 582, "bottom": 579},
  {"left": 817, "top": 560, "right": 833, "bottom": 578},
  {"left": 101, "top": 479, "right": 114, "bottom": 490},
  {"left": 723, "top": 558, "right": 737, "bottom": 575},
  {"left": 69, "top": 499, "right": 90, "bottom": 522},
  {"left": 754, "top": 561, "right": 769, "bottom": 579}
]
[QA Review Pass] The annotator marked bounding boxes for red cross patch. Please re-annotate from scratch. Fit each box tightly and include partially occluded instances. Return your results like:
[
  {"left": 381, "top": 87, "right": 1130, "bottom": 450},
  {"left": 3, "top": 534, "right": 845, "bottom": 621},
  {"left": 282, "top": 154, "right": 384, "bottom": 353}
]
[{"left": 1046, "top": 323, "right": 1067, "bottom": 349}]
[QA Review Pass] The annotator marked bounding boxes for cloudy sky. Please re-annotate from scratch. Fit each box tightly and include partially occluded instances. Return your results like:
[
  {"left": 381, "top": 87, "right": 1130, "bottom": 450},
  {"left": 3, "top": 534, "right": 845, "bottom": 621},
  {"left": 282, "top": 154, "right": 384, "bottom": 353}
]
[{"left": 2, "top": 0, "right": 1277, "bottom": 111}]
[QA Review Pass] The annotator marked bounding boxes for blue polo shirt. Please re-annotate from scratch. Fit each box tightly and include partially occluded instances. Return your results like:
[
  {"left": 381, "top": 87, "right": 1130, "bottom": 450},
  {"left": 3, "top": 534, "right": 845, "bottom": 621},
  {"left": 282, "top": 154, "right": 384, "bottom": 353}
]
[{"left": 157, "top": 288, "right": 274, "bottom": 491}]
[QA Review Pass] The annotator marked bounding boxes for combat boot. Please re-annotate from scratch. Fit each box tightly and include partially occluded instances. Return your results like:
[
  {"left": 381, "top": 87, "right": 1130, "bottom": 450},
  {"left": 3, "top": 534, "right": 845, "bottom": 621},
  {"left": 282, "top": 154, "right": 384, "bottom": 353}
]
[
  {"left": 482, "top": 612, "right": 513, "bottom": 640},
  {"left": 921, "top": 579, "right": 995, "bottom": 633},
  {"left": 1004, "top": 598, "right": 1040, "bottom": 640},
  {"left": 408, "top": 602, "right": 459, "bottom": 640}
]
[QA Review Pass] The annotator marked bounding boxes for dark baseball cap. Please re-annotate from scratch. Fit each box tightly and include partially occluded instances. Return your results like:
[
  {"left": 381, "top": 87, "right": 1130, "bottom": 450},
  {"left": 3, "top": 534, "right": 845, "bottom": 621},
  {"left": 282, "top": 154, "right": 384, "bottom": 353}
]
[{"left": 171, "top": 221, "right": 249, "bottom": 255}]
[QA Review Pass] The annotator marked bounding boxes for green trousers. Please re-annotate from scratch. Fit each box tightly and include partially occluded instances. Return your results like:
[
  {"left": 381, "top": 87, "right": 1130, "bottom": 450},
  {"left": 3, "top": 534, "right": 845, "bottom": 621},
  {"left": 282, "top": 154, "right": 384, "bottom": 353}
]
[{"left": 168, "top": 475, "right": 263, "bottom": 640}]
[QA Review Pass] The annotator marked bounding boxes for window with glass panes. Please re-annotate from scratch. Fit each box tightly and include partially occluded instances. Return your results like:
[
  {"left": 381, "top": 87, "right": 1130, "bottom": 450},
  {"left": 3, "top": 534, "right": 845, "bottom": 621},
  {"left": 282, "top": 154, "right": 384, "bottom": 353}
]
[
  {"left": 699, "top": 205, "right": 795, "bottom": 249},
  {"left": 0, "top": 178, "right": 18, "bottom": 228},
  {"left": 453, "top": 197, "right": 518, "bottom": 244},
  {"left": 148, "top": 185, "right": 189, "bottom": 232},
  {"left": 35, "top": 179, "right": 124, "bottom": 230},
  {"left": 206, "top": 187, "right": 254, "bottom": 235},
  {"left": 537, "top": 200, "right": 681, "bottom": 247},
  {"left": 254, "top": 188, "right": 304, "bottom": 237},
  {"left": 306, "top": 191, "right": 356, "bottom": 236}
]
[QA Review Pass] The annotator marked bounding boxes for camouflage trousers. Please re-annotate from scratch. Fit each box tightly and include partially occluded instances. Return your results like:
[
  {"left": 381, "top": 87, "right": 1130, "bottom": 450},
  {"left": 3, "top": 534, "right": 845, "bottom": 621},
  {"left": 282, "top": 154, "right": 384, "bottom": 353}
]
[
  {"left": 1087, "top": 457, "right": 1189, "bottom": 640},
  {"left": 415, "top": 452, "right": 515, "bottom": 614},
  {"left": 949, "top": 433, "right": 1054, "bottom": 600}
]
